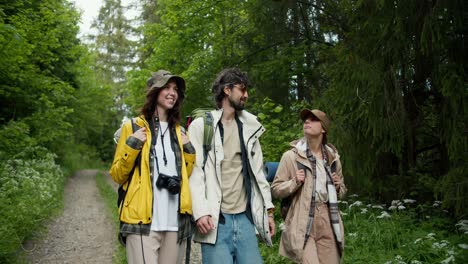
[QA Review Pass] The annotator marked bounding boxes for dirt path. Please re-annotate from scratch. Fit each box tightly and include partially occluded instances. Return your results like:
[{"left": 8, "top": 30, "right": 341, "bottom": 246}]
[{"left": 25, "top": 169, "right": 115, "bottom": 264}]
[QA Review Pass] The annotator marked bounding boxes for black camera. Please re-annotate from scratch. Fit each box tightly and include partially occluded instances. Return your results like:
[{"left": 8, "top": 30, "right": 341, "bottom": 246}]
[{"left": 156, "top": 173, "right": 181, "bottom": 195}]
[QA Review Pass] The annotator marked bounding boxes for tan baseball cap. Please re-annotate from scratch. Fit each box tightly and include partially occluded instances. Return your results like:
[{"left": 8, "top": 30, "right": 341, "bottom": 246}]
[
  {"left": 146, "top": 70, "right": 186, "bottom": 98},
  {"left": 299, "top": 109, "right": 330, "bottom": 131}
]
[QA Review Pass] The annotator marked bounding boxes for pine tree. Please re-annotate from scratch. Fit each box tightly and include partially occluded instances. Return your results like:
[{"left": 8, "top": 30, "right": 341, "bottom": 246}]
[{"left": 90, "top": 0, "right": 136, "bottom": 120}]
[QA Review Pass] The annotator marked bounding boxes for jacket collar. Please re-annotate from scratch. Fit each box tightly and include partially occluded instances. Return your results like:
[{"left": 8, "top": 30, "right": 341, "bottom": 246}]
[
  {"left": 291, "top": 137, "right": 339, "bottom": 164},
  {"left": 212, "top": 108, "right": 265, "bottom": 138}
]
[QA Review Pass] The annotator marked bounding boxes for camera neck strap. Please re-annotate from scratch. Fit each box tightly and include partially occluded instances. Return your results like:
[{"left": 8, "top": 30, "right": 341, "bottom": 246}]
[{"left": 150, "top": 116, "right": 171, "bottom": 173}]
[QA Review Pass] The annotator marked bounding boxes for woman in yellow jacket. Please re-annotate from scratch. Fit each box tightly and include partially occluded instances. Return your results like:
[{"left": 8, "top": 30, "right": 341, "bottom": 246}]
[{"left": 110, "top": 70, "right": 195, "bottom": 264}]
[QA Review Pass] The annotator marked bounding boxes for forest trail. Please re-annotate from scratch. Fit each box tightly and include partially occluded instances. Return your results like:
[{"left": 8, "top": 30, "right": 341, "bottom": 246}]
[
  {"left": 25, "top": 170, "right": 115, "bottom": 264},
  {"left": 24, "top": 169, "right": 201, "bottom": 263}
]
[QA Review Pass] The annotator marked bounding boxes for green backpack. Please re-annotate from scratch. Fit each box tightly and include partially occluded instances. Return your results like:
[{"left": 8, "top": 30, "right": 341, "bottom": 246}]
[{"left": 188, "top": 108, "right": 214, "bottom": 169}]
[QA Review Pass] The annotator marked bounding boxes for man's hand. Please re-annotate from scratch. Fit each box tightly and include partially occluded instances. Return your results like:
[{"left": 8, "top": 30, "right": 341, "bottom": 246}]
[
  {"left": 196, "top": 215, "right": 215, "bottom": 234},
  {"left": 268, "top": 215, "right": 276, "bottom": 237}
]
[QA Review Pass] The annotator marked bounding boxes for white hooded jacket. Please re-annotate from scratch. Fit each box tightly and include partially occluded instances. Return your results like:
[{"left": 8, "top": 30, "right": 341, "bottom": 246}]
[{"left": 188, "top": 109, "right": 274, "bottom": 246}]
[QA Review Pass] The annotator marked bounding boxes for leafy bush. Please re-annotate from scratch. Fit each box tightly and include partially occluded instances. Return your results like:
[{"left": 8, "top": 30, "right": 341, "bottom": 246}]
[
  {"left": 0, "top": 146, "right": 65, "bottom": 261},
  {"left": 260, "top": 196, "right": 468, "bottom": 264},
  {"left": 248, "top": 94, "right": 306, "bottom": 162}
]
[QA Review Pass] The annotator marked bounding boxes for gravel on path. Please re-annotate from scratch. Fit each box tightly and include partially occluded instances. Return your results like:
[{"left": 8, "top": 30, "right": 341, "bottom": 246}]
[{"left": 25, "top": 169, "right": 116, "bottom": 264}]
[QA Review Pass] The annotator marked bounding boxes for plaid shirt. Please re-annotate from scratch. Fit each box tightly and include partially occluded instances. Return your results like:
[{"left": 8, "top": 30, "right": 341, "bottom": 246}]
[{"left": 121, "top": 121, "right": 195, "bottom": 238}]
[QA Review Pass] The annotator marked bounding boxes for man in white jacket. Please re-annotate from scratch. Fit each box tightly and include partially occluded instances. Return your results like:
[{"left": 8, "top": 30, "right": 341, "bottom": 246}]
[{"left": 188, "top": 68, "right": 276, "bottom": 263}]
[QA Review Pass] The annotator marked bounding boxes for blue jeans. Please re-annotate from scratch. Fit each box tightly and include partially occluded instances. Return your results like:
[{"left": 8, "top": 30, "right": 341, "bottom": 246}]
[{"left": 201, "top": 212, "right": 263, "bottom": 264}]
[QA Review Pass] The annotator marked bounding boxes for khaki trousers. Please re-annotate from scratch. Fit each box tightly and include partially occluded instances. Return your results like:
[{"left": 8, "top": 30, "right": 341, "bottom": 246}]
[
  {"left": 302, "top": 203, "right": 340, "bottom": 264},
  {"left": 126, "top": 231, "right": 185, "bottom": 264}
]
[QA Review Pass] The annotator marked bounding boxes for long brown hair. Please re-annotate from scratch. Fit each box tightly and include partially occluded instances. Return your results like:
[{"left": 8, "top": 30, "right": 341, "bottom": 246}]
[{"left": 141, "top": 80, "right": 183, "bottom": 126}]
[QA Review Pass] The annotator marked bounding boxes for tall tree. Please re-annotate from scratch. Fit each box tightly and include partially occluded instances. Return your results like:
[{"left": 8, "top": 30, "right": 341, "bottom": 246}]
[
  {"left": 317, "top": 0, "right": 467, "bottom": 216},
  {"left": 90, "top": 0, "right": 136, "bottom": 121}
]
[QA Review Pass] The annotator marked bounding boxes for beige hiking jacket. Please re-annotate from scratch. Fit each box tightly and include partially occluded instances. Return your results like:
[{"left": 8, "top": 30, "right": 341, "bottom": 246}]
[{"left": 271, "top": 138, "right": 347, "bottom": 263}]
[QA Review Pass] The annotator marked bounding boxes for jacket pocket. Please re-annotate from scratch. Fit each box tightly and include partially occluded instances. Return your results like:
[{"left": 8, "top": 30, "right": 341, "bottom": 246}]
[{"left": 125, "top": 184, "right": 141, "bottom": 218}]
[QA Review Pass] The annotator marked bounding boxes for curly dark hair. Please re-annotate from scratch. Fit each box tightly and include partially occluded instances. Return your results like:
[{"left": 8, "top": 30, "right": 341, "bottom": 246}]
[
  {"left": 211, "top": 68, "right": 251, "bottom": 109},
  {"left": 141, "top": 78, "right": 183, "bottom": 126}
]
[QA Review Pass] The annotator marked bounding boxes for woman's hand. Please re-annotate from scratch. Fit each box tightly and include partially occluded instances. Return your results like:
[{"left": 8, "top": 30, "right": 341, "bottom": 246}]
[
  {"left": 132, "top": 127, "right": 147, "bottom": 143},
  {"left": 295, "top": 169, "right": 305, "bottom": 184},
  {"left": 331, "top": 172, "right": 341, "bottom": 191},
  {"left": 181, "top": 131, "right": 190, "bottom": 144}
]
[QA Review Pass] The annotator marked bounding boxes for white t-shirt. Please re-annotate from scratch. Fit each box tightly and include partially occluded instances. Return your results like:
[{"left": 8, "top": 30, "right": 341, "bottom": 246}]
[{"left": 151, "top": 122, "right": 179, "bottom": 232}]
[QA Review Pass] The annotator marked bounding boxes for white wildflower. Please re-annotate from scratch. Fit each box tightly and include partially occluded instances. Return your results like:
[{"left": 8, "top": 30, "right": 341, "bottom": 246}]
[
  {"left": 432, "top": 240, "right": 449, "bottom": 249},
  {"left": 340, "top": 211, "right": 348, "bottom": 216},
  {"left": 458, "top": 244, "right": 468, "bottom": 249},
  {"left": 391, "top": 200, "right": 400, "bottom": 206},
  {"left": 384, "top": 261, "right": 392, "bottom": 264},
  {"left": 348, "top": 232, "right": 357, "bottom": 237},
  {"left": 398, "top": 205, "right": 406, "bottom": 210},
  {"left": 403, "top": 199, "right": 416, "bottom": 204},
  {"left": 394, "top": 255, "right": 406, "bottom": 264},
  {"left": 426, "top": 233, "right": 436, "bottom": 239},
  {"left": 349, "top": 201, "right": 363, "bottom": 209},
  {"left": 372, "top": 205, "right": 385, "bottom": 209},
  {"left": 414, "top": 238, "right": 422, "bottom": 244},
  {"left": 389, "top": 205, "right": 397, "bottom": 211},
  {"left": 440, "top": 255, "right": 455, "bottom": 264},
  {"left": 411, "top": 260, "right": 422, "bottom": 264},
  {"left": 377, "top": 211, "right": 391, "bottom": 219},
  {"left": 433, "top": 201, "right": 442, "bottom": 207},
  {"left": 455, "top": 219, "right": 468, "bottom": 233},
  {"left": 349, "top": 194, "right": 359, "bottom": 198},
  {"left": 360, "top": 208, "right": 368, "bottom": 214},
  {"left": 338, "top": 200, "right": 349, "bottom": 205},
  {"left": 426, "top": 215, "right": 431, "bottom": 219}
]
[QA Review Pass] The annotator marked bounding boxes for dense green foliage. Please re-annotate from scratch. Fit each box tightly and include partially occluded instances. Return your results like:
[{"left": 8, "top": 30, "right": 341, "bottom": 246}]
[
  {"left": 260, "top": 196, "right": 468, "bottom": 263},
  {"left": 0, "top": 0, "right": 466, "bottom": 261},
  {"left": 0, "top": 147, "right": 64, "bottom": 262},
  {"left": 0, "top": 0, "right": 118, "bottom": 261},
  {"left": 124, "top": 0, "right": 467, "bottom": 219}
]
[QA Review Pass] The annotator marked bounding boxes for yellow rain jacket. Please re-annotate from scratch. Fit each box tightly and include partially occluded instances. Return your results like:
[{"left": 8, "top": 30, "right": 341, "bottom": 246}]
[{"left": 110, "top": 116, "right": 195, "bottom": 224}]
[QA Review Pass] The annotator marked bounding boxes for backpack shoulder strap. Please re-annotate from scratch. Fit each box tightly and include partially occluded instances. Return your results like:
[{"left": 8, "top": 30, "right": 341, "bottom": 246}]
[
  {"left": 291, "top": 148, "right": 307, "bottom": 171},
  {"left": 202, "top": 111, "right": 213, "bottom": 169},
  {"left": 190, "top": 108, "right": 215, "bottom": 169},
  {"left": 130, "top": 117, "right": 138, "bottom": 133},
  {"left": 124, "top": 118, "right": 141, "bottom": 186}
]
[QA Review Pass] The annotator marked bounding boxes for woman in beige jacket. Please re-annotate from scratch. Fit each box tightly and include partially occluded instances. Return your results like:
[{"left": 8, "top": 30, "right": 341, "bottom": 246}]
[{"left": 271, "top": 109, "right": 347, "bottom": 264}]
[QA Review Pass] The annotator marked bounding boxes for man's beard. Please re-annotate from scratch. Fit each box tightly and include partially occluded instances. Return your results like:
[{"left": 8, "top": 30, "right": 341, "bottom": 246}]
[{"left": 228, "top": 97, "right": 245, "bottom": 111}]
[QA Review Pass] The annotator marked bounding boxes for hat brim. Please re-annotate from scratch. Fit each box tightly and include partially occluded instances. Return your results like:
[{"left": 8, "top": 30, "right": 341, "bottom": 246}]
[
  {"left": 300, "top": 109, "right": 318, "bottom": 121},
  {"left": 150, "top": 75, "right": 186, "bottom": 98}
]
